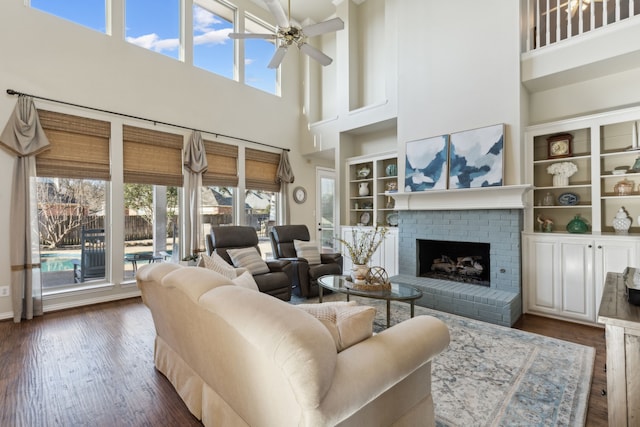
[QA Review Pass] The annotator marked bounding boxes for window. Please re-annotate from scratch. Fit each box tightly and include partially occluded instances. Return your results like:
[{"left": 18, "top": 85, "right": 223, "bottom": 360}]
[
  {"left": 123, "top": 125, "right": 183, "bottom": 278},
  {"left": 35, "top": 111, "right": 111, "bottom": 290},
  {"left": 244, "top": 15, "right": 278, "bottom": 95},
  {"left": 30, "top": 0, "right": 107, "bottom": 33},
  {"left": 193, "top": 0, "right": 236, "bottom": 80},
  {"left": 125, "top": 0, "right": 181, "bottom": 60},
  {"left": 200, "top": 139, "right": 238, "bottom": 248},
  {"left": 244, "top": 148, "right": 281, "bottom": 256}
]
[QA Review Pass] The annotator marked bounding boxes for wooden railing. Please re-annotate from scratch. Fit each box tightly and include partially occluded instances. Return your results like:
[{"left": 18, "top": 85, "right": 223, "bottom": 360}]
[{"left": 525, "top": 0, "right": 639, "bottom": 51}]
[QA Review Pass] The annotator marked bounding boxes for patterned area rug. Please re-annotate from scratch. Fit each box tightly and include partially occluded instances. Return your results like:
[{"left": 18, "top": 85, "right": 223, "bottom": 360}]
[{"left": 295, "top": 293, "right": 595, "bottom": 427}]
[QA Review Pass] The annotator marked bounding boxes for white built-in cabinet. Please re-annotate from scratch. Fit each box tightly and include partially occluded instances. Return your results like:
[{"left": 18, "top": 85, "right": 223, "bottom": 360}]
[
  {"left": 346, "top": 152, "right": 398, "bottom": 227},
  {"left": 523, "top": 106, "right": 640, "bottom": 324},
  {"left": 340, "top": 151, "right": 399, "bottom": 276},
  {"left": 523, "top": 233, "right": 638, "bottom": 323}
]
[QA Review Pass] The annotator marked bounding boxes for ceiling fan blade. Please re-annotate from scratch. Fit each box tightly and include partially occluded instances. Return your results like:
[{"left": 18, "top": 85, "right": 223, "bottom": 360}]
[
  {"left": 263, "top": 0, "right": 290, "bottom": 28},
  {"left": 302, "top": 17, "right": 345, "bottom": 38},
  {"left": 229, "top": 32, "right": 276, "bottom": 39},
  {"left": 267, "top": 46, "right": 288, "bottom": 69},
  {"left": 299, "top": 43, "right": 333, "bottom": 66}
]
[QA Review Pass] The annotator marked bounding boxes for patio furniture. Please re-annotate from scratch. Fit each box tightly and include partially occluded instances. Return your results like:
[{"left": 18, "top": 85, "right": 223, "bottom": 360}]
[{"left": 73, "top": 228, "right": 106, "bottom": 283}]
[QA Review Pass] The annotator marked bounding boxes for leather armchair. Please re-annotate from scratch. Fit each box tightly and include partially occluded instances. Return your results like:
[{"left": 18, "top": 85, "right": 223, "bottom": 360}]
[
  {"left": 269, "top": 225, "right": 343, "bottom": 298},
  {"left": 205, "top": 226, "right": 292, "bottom": 301}
]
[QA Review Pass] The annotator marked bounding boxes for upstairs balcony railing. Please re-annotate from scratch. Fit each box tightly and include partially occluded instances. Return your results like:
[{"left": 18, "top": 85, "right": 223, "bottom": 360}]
[{"left": 525, "top": 0, "right": 640, "bottom": 52}]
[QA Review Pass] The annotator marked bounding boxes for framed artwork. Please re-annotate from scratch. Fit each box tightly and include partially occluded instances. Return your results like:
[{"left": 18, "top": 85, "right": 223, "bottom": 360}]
[
  {"left": 405, "top": 135, "right": 449, "bottom": 192},
  {"left": 448, "top": 124, "right": 504, "bottom": 189}
]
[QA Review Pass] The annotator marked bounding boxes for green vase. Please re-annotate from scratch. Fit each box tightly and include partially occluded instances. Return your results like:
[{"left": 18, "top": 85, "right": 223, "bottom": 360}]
[{"left": 566, "top": 215, "right": 589, "bottom": 233}]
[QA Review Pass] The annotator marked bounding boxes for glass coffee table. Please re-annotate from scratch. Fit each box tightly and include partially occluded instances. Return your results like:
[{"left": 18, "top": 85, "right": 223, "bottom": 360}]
[{"left": 317, "top": 275, "right": 423, "bottom": 328}]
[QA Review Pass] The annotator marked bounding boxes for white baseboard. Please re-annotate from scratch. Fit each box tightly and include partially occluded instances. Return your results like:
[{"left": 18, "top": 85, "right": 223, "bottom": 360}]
[
  {"left": 0, "top": 289, "right": 142, "bottom": 321},
  {"left": 44, "top": 289, "right": 141, "bottom": 313}
]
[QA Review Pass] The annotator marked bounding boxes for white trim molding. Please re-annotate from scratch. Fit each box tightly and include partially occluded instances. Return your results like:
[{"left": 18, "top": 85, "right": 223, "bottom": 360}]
[{"left": 390, "top": 185, "right": 533, "bottom": 211}]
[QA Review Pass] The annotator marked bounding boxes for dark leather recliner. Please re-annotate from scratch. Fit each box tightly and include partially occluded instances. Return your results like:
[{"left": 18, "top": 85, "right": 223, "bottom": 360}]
[
  {"left": 205, "top": 226, "right": 292, "bottom": 301},
  {"left": 269, "top": 225, "right": 343, "bottom": 298}
]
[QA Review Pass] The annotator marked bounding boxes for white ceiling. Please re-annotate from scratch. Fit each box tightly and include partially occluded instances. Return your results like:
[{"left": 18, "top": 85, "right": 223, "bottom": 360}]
[{"left": 251, "top": 0, "right": 337, "bottom": 24}]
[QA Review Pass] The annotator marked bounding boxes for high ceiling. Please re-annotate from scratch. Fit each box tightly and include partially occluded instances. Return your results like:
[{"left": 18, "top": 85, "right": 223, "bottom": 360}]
[{"left": 251, "top": 0, "right": 337, "bottom": 24}]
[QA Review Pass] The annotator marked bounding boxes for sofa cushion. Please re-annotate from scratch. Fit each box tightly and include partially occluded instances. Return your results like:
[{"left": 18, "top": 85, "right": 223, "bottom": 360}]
[
  {"left": 161, "top": 266, "right": 234, "bottom": 303},
  {"left": 227, "top": 247, "right": 270, "bottom": 275},
  {"left": 232, "top": 270, "right": 259, "bottom": 291},
  {"left": 201, "top": 252, "right": 237, "bottom": 279},
  {"left": 293, "top": 240, "right": 321, "bottom": 265},
  {"left": 297, "top": 303, "right": 376, "bottom": 352}
]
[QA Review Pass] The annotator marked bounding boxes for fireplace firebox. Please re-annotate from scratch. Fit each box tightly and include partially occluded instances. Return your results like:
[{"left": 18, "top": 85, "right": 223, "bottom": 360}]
[{"left": 417, "top": 239, "right": 490, "bottom": 286}]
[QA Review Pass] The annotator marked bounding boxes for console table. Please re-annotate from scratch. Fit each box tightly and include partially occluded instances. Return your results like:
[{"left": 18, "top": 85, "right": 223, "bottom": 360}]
[{"left": 597, "top": 272, "right": 640, "bottom": 427}]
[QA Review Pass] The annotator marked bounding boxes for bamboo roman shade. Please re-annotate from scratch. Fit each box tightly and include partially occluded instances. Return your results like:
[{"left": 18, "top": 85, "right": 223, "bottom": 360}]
[
  {"left": 245, "top": 148, "right": 280, "bottom": 192},
  {"left": 123, "top": 125, "right": 184, "bottom": 187},
  {"left": 202, "top": 140, "right": 238, "bottom": 187},
  {"left": 36, "top": 110, "right": 111, "bottom": 180}
]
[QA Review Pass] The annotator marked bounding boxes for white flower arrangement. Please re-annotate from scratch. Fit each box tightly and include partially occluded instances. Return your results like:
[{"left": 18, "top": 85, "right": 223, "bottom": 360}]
[
  {"left": 335, "top": 225, "right": 388, "bottom": 265},
  {"left": 547, "top": 161, "right": 578, "bottom": 178}
]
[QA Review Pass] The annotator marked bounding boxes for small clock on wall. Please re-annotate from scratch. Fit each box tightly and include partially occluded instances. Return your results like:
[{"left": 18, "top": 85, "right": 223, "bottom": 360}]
[
  {"left": 293, "top": 186, "right": 307, "bottom": 204},
  {"left": 547, "top": 133, "right": 573, "bottom": 159}
]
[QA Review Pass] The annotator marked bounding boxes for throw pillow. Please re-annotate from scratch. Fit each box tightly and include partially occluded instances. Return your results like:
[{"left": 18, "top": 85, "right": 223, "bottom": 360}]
[
  {"left": 297, "top": 303, "right": 376, "bottom": 352},
  {"left": 227, "top": 247, "right": 270, "bottom": 275},
  {"left": 293, "top": 240, "right": 321, "bottom": 265},
  {"left": 201, "top": 252, "right": 237, "bottom": 280},
  {"left": 232, "top": 270, "right": 259, "bottom": 291}
]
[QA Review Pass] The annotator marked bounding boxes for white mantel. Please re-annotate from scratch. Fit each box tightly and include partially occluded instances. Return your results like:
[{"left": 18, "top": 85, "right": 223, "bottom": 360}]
[{"left": 390, "top": 185, "right": 533, "bottom": 210}]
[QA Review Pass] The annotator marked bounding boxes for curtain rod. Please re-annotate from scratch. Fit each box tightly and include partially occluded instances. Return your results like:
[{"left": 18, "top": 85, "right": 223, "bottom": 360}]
[{"left": 6, "top": 89, "right": 290, "bottom": 152}]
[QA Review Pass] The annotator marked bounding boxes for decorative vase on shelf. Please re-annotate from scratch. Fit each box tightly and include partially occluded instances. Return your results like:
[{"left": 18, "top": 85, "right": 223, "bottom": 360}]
[
  {"left": 351, "top": 264, "right": 369, "bottom": 285},
  {"left": 542, "top": 192, "right": 555, "bottom": 206},
  {"left": 612, "top": 207, "right": 632, "bottom": 233},
  {"left": 385, "top": 163, "right": 397, "bottom": 177},
  {"left": 566, "top": 214, "right": 589, "bottom": 233},
  {"left": 552, "top": 175, "right": 569, "bottom": 187},
  {"left": 614, "top": 179, "right": 634, "bottom": 196},
  {"left": 357, "top": 166, "right": 371, "bottom": 178},
  {"left": 358, "top": 182, "right": 370, "bottom": 196}
]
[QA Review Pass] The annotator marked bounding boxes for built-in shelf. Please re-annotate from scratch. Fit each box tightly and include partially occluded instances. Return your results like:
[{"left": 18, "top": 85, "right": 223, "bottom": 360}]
[{"left": 390, "top": 185, "right": 533, "bottom": 211}]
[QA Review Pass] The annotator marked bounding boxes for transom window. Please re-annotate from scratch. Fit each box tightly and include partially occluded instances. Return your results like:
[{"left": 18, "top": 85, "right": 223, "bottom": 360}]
[
  {"left": 30, "top": 0, "right": 107, "bottom": 33},
  {"left": 193, "top": 0, "right": 236, "bottom": 80},
  {"left": 125, "top": 0, "right": 181, "bottom": 60},
  {"left": 244, "top": 15, "right": 279, "bottom": 95}
]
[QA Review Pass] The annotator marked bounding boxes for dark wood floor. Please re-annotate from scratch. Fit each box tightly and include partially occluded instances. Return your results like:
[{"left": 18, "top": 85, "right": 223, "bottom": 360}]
[{"left": 0, "top": 298, "right": 607, "bottom": 426}]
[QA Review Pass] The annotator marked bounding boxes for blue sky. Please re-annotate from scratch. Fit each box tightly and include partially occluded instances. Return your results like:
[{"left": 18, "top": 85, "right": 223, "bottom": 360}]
[{"left": 30, "top": 0, "right": 276, "bottom": 94}]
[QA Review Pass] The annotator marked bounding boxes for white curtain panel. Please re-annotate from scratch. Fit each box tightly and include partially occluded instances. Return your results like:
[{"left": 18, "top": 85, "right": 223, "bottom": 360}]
[
  {"left": 0, "top": 96, "right": 50, "bottom": 322},
  {"left": 183, "top": 131, "right": 208, "bottom": 258},
  {"left": 276, "top": 150, "right": 295, "bottom": 225}
]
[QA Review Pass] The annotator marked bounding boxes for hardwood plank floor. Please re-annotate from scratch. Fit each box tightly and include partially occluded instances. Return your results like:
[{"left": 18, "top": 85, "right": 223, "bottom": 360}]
[{"left": 0, "top": 299, "right": 607, "bottom": 426}]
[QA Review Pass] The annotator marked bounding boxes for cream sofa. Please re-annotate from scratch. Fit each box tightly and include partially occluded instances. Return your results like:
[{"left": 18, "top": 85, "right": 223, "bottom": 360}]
[{"left": 137, "top": 263, "right": 450, "bottom": 427}]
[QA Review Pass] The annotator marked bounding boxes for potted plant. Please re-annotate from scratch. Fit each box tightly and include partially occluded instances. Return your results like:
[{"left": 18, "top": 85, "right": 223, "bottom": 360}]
[{"left": 335, "top": 225, "right": 388, "bottom": 284}]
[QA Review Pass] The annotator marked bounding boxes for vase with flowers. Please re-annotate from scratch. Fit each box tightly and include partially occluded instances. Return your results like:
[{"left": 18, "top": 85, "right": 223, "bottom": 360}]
[
  {"left": 335, "top": 225, "right": 388, "bottom": 284},
  {"left": 547, "top": 161, "right": 578, "bottom": 187}
]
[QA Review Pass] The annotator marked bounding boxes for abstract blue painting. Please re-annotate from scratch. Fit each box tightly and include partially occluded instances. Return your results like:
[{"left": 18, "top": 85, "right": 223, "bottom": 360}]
[
  {"left": 405, "top": 135, "right": 449, "bottom": 192},
  {"left": 448, "top": 124, "right": 504, "bottom": 189}
]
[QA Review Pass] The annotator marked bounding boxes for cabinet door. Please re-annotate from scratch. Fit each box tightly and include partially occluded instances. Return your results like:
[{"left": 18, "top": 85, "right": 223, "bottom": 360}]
[
  {"left": 559, "top": 239, "right": 594, "bottom": 322},
  {"left": 525, "top": 236, "right": 561, "bottom": 315},
  {"left": 380, "top": 229, "right": 398, "bottom": 276},
  {"left": 593, "top": 239, "right": 637, "bottom": 315},
  {"left": 340, "top": 227, "right": 354, "bottom": 272}
]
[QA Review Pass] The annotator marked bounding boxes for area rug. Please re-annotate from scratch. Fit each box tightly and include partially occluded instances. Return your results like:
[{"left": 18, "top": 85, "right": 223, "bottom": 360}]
[{"left": 295, "top": 294, "right": 595, "bottom": 427}]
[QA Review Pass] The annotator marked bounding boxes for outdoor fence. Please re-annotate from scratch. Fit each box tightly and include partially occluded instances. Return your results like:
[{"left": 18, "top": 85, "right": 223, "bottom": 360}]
[{"left": 40, "top": 213, "right": 272, "bottom": 247}]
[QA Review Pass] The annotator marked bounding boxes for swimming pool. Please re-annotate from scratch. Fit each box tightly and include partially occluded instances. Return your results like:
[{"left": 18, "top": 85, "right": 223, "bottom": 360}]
[{"left": 40, "top": 253, "right": 78, "bottom": 272}]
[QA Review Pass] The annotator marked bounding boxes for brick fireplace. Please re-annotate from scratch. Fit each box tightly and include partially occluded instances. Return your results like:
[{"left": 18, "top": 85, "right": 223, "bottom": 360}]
[{"left": 389, "top": 186, "right": 530, "bottom": 326}]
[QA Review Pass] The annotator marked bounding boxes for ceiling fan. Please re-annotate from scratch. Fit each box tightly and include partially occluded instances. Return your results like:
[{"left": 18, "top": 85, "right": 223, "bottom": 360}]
[{"left": 228, "top": 0, "right": 344, "bottom": 69}]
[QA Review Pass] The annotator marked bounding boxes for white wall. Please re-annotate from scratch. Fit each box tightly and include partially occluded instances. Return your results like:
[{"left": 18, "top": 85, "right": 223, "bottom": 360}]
[
  {"left": 396, "top": 0, "right": 523, "bottom": 185},
  {"left": 0, "top": 0, "right": 317, "bottom": 317}
]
